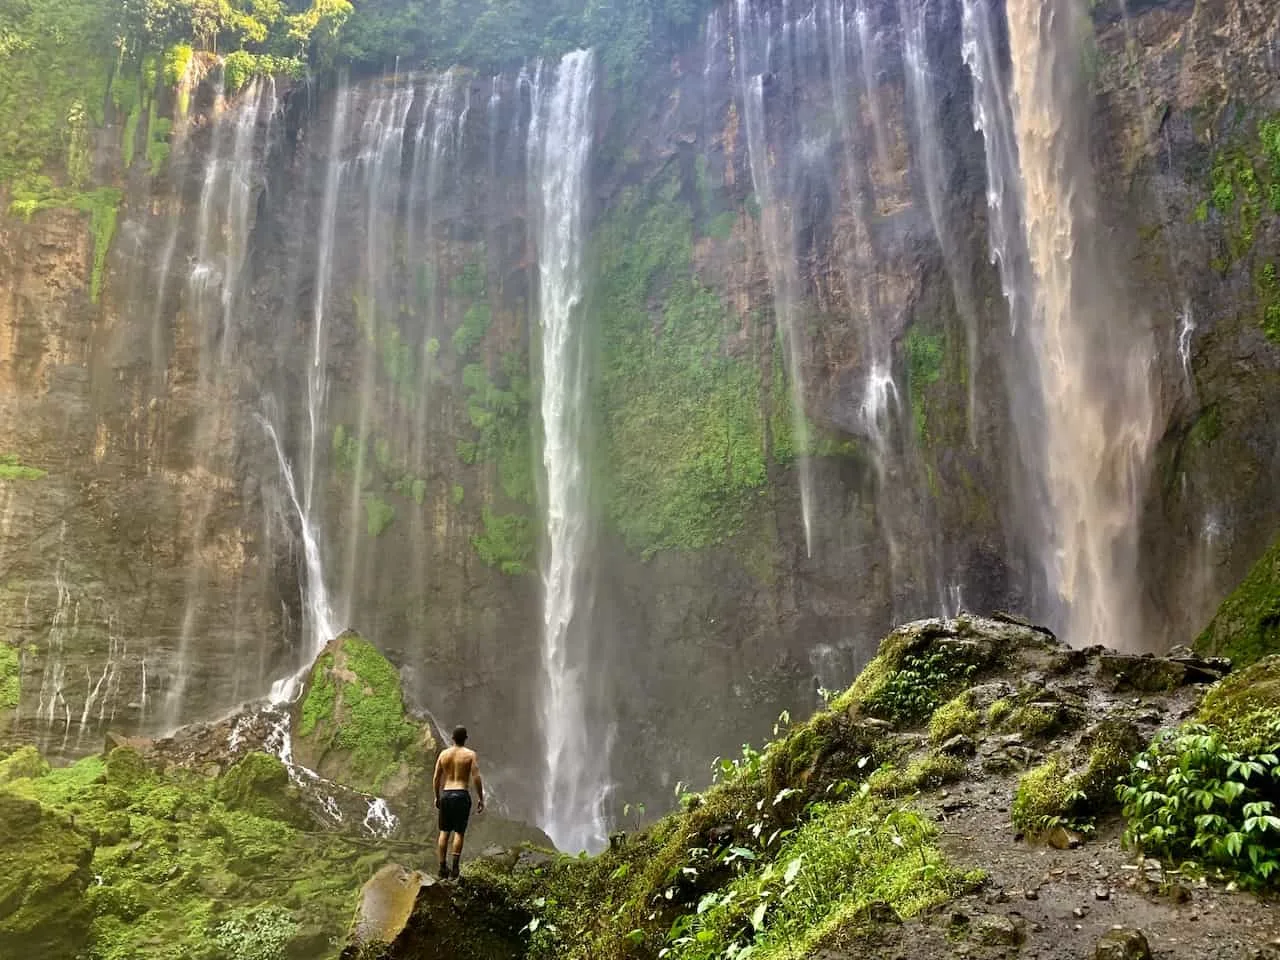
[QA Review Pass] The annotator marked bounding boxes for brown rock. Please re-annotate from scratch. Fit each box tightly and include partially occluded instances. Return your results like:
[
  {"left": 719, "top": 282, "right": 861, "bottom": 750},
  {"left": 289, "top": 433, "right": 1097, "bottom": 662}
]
[{"left": 1095, "top": 927, "right": 1152, "bottom": 960}]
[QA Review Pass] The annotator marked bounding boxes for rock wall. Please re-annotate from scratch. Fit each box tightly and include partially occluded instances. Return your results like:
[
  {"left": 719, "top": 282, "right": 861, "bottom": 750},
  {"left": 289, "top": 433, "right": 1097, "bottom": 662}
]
[{"left": 0, "top": 0, "right": 1278, "bottom": 826}]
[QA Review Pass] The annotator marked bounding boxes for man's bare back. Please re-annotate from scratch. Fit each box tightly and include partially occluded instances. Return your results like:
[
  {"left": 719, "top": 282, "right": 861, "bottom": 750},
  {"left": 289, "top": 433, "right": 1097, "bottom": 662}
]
[{"left": 436, "top": 745, "right": 478, "bottom": 792}]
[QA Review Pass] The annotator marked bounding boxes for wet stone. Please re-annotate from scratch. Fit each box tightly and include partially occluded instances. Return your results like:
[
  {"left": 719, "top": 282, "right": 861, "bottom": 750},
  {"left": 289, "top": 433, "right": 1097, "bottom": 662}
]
[{"left": 1095, "top": 927, "right": 1152, "bottom": 960}]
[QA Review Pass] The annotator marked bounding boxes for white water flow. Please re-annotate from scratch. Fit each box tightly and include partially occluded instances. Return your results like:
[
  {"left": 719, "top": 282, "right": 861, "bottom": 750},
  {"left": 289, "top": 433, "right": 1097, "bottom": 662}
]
[
  {"left": 165, "top": 79, "right": 270, "bottom": 725},
  {"left": 1005, "top": 0, "right": 1157, "bottom": 648},
  {"left": 734, "top": 0, "right": 815, "bottom": 557},
  {"left": 265, "top": 83, "right": 351, "bottom": 702},
  {"left": 899, "top": 0, "right": 979, "bottom": 436},
  {"left": 529, "top": 50, "right": 607, "bottom": 854}
]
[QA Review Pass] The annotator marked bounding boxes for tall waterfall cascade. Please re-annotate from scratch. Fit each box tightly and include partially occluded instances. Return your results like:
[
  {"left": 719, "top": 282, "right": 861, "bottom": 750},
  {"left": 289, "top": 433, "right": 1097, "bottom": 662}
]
[
  {"left": 528, "top": 50, "right": 610, "bottom": 854},
  {"left": 1003, "top": 0, "right": 1157, "bottom": 649}
]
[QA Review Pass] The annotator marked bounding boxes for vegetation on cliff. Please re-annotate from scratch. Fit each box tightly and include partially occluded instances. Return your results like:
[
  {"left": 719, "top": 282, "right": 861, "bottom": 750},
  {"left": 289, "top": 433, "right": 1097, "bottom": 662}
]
[
  {"left": 1196, "top": 534, "right": 1280, "bottom": 666},
  {"left": 593, "top": 177, "right": 772, "bottom": 555},
  {"left": 292, "top": 631, "right": 435, "bottom": 796}
]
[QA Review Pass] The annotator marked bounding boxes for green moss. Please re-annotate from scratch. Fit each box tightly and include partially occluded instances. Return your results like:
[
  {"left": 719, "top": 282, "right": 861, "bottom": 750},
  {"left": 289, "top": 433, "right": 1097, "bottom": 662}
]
[
  {"left": 905, "top": 328, "right": 944, "bottom": 441},
  {"left": 594, "top": 177, "right": 769, "bottom": 555},
  {"left": 122, "top": 101, "right": 141, "bottom": 170},
  {"left": 0, "top": 644, "right": 19, "bottom": 710},
  {"left": 9, "top": 183, "right": 121, "bottom": 303},
  {"left": 0, "top": 746, "right": 48, "bottom": 784},
  {"left": 451, "top": 483, "right": 465, "bottom": 506},
  {"left": 928, "top": 692, "right": 978, "bottom": 743},
  {"left": 1011, "top": 756, "right": 1076, "bottom": 831},
  {"left": 332, "top": 424, "right": 361, "bottom": 472},
  {"left": 985, "top": 698, "right": 1013, "bottom": 725},
  {"left": 363, "top": 494, "right": 395, "bottom": 537},
  {"left": 472, "top": 509, "right": 535, "bottom": 575},
  {"left": 1197, "top": 537, "right": 1280, "bottom": 667},
  {"left": 1196, "top": 656, "right": 1280, "bottom": 741},
  {"left": 904, "top": 751, "right": 967, "bottom": 790},
  {"left": 214, "top": 753, "right": 309, "bottom": 826},
  {"left": 297, "top": 652, "right": 336, "bottom": 737},
  {"left": 1006, "top": 704, "right": 1061, "bottom": 738},
  {"left": 0, "top": 791, "right": 94, "bottom": 956},
  {"left": 458, "top": 355, "right": 535, "bottom": 506},
  {"left": 292, "top": 632, "right": 428, "bottom": 794}
]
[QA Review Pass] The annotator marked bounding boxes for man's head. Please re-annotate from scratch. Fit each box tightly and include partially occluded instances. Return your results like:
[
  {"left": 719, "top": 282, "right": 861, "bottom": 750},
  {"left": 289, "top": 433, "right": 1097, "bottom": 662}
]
[{"left": 452, "top": 725, "right": 468, "bottom": 746}]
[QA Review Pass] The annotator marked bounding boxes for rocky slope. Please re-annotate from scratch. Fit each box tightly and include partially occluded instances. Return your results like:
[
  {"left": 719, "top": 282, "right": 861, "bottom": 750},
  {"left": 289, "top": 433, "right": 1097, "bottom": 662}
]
[{"left": 359, "top": 617, "right": 1280, "bottom": 960}]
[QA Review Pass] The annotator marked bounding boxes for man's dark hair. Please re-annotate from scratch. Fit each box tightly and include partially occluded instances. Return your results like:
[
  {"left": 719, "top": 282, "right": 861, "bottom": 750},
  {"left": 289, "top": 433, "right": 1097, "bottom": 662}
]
[{"left": 453, "top": 725, "right": 468, "bottom": 746}]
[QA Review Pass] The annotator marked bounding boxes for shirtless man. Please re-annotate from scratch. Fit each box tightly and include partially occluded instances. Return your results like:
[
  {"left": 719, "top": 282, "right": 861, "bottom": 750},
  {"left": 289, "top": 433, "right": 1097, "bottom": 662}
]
[{"left": 433, "top": 725, "right": 485, "bottom": 879}]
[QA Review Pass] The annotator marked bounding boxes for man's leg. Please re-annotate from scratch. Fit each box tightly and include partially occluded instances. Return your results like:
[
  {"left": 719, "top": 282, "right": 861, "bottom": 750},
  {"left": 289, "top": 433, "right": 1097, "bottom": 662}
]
[
  {"left": 437, "top": 831, "right": 450, "bottom": 878},
  {"left": 450, "top": 831, "right": 465, "bottom": 878}
]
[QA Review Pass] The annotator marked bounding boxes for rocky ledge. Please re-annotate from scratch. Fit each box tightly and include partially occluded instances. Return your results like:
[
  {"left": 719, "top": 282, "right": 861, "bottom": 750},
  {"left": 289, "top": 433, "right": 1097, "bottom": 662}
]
[{"left": 343, "top": 616, "right": 1280, "bottom": 960}]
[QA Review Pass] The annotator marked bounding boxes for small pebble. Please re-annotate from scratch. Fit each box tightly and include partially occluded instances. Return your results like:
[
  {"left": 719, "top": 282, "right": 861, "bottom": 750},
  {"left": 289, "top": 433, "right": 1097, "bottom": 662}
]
[{"left": 1094, "top": 886, "right": 1111, "bottom": 901}]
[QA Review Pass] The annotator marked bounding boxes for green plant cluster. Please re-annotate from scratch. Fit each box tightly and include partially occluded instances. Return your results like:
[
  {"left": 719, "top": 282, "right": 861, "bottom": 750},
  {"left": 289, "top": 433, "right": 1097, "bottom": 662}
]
[
  {"left": 458, "top": 354, "right": 535, "bottom": 506},
  {"left": 9, "top": 180, "right": 121, "bottom": 304},
  {"left": 904, "top": 328, "right": 944, "bottom": 442},
  {"left": 489, "top": 688, "right": 973, "bottom": 960},
  {"left": 363, "top": 494, "right": 395, "bottom": 537},
  {"left": 861, "top": 650, "right": 979, "bottom": 726},
  {"left": 1119, "top": 718, "right": 1280, "bottom": 886},
  {"left": 0, "top": 747, "right": 391, "bottom": 959},
  {"left": 472, "top": 508, "right": 535, "bottom": 576},
  {"left": 594, "top": 179, "right": 771, "bottom": 555}
]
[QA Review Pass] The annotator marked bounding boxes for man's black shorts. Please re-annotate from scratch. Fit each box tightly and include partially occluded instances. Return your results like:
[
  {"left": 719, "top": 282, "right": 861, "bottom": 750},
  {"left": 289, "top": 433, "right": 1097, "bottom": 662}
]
[{"left": 439, "top": 789, "right": 472, "bottom": 834}]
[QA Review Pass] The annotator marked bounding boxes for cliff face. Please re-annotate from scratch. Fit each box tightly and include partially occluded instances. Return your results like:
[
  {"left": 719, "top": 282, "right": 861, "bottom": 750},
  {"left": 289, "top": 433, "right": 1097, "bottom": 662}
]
[{"left": 1, "top": 0, "right": 1279, "bottom": 826}]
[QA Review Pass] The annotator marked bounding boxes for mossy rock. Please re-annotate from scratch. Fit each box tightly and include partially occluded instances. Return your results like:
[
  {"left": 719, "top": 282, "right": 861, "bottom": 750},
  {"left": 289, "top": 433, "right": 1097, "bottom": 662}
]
[
  {"left": 1196, "top": 655, "right": 1280, "bottom": 740},
  {"left": 1097, "top": 654, "right": 1187, "bottom": 693},
  {"left": 214, "top": 751, "right": 312, "bottom": 827},
  {"left": 1196, "top": 535, "right": 1280, "bottom": 666},
  {"left": 0, "top": 744, "right": 49, "bottom": 784},
  {"left": 292, "top": 631, "right": 436, "bottom": 797},
  {"left": 104, "top": 745, "right": 150, "bottom": 788},
  {"left": 0, "top": 791, "right": 94, "bottom": 958}
]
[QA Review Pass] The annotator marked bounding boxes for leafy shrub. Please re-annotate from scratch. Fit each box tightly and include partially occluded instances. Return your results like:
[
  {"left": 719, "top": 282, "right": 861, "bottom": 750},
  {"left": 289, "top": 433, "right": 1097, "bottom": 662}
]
[
  {"left": 1118, "top": 720, "right": 1280, "bottom": 886},
  {"left": 211, "top": 906, "right": 298, "bottom": 960}
]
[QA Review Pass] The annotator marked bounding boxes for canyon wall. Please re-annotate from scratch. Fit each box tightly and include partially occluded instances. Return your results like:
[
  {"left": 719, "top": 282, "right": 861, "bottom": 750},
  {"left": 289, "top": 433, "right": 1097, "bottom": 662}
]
[{"left": 1, "top": 0, "right": 1278, "bottom": 830}]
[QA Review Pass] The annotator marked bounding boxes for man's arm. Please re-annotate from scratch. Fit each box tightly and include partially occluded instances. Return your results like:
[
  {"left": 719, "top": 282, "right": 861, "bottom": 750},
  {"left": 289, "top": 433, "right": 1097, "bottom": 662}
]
[
  {"left": 472, "top": 755, "right": 485, "bottom": 813},
  {"left": 432, "top": 752, "right": 445, "bottom": 808}
]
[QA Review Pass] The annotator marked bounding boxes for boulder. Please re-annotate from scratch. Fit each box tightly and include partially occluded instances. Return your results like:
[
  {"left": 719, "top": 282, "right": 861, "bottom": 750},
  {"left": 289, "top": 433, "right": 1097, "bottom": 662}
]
[
  {"left": 1095, "top": 927, "right": 1152, "bottom": 960},
  {"left": 345, "top": 863, "right": 428, "bottom": 954},
  {"left": 0, "top": 745, "right": 49, "bottom": 784},
  {"left": 346, "top": 870, "right": 530, "bottom": 960},
  {"left": 214, "top": 751, "right": 313, "bottom": 827},
  {"left": 291, "top": 631, "right": 437, "bottom": 800},
  {"left": 0, "top": 792, "right": 94, "bottom": 959}
]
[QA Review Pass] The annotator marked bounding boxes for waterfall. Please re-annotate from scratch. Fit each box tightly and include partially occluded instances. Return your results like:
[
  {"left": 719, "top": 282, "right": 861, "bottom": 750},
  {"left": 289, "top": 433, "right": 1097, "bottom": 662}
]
[
  {"left": 734, "top": 0, "right": 815, "bottom": 558},
  {"left": 529, "top": 49, "right": 608, "bottom": 854},
  {"left": 1004, "top": 0, "right": 1157, "bottom": 649},
  {"left": 263, "top": 82, "right": 351, "bottom": 702},
  {"left": 164, "top": 78, "right": 274, "bottom": 725},
  {"left": 899, "top": 0, "right": 979, "bottom": 435}
]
